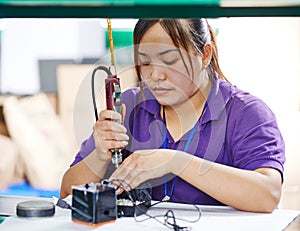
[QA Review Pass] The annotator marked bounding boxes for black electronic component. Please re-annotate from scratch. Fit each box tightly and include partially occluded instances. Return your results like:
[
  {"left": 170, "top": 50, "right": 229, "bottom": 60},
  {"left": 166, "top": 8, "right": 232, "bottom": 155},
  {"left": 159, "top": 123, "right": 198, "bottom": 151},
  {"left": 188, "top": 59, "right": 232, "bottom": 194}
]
[
  {"left": 71, "top": 183, "right": 117, "bottom": 226},
  {"left": 69, "top": 181, "right": 151, "bottom": 226},
  {"left": 16, "top": 200, "right": 55, "bottom": 218},
  {"left": 117, "top": 187, "right": 152, "bottom": 217}
]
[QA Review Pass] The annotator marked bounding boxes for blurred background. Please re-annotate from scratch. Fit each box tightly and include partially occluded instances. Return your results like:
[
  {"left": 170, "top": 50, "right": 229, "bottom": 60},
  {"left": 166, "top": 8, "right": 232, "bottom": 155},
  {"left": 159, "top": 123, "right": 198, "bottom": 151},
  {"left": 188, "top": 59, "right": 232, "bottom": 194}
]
[{"left": 0, "top": 17, "right": 299, "bottom": 210}]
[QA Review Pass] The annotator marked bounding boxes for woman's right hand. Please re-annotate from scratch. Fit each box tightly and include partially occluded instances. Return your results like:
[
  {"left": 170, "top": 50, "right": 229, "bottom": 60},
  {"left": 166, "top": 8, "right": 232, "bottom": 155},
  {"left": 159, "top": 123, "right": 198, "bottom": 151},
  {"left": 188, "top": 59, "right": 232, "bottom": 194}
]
[{"left": 93, "top": 106, "right": 129, "bottom": 161}]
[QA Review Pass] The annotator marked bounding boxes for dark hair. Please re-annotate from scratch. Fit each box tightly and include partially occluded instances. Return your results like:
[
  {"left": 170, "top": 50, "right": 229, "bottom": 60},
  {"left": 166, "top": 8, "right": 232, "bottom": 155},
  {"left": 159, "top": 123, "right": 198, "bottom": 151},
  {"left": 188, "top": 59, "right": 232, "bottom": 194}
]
[{"left": 133, "top": 19, "right": 229, "bottom": 86}]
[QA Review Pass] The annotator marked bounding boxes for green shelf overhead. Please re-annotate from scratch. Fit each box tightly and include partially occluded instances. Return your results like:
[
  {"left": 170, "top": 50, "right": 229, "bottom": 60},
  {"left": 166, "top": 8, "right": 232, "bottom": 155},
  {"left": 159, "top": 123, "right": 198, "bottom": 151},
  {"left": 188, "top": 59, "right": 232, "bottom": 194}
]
[
  {"left": 105, "top": 29, "right": 133, "bottom": 48},
  {"left": 0, "top": 0, "right": 220, "bottom": 4},
  {"left": 0, "top": 0, "right": 299, "bottom": 18}
]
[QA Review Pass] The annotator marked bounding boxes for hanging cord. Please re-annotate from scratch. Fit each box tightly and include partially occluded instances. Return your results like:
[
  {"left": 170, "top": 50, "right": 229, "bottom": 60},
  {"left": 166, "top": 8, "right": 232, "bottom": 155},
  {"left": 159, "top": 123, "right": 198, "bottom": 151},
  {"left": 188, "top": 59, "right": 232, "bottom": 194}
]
[{"left": 91, "top": 65, "right": 112, "bottom": 121}]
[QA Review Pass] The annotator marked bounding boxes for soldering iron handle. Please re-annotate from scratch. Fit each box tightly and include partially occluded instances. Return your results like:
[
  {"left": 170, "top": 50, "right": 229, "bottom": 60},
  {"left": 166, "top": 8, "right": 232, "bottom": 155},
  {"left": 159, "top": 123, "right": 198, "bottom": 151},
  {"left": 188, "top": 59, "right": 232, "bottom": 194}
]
[{"left": 104, "top": 73, "right": 123, "bottom": 168}]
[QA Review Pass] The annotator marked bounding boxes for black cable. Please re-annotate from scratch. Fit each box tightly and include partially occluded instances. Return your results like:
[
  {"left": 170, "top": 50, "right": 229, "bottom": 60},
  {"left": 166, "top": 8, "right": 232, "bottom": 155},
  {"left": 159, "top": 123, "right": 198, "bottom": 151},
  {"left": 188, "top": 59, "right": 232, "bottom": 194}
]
[
  {"left": 91, "top": 65, "right": 112, "bottom": 121},
  {"left": 134, "top": 201, "right": 200, "bottom": 231},
  {"left": 109, "top": 179, "right": 201, "bottom": 231},
  {"left": 56, "top": 198, "right": 71, "bottom": 210},
  {"left": 134, "top": 200, "right": 201, "bottom": 223},
  {"left": 165, "top": 210, "right": 179, "bottom": 230}
]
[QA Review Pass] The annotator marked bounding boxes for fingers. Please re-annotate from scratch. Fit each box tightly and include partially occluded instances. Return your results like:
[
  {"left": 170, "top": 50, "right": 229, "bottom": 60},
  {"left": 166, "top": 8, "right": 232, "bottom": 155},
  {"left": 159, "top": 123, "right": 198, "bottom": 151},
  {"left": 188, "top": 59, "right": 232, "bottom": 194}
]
[
  {"left": 110, "top": 156, "right": 149, "bottom": 193},
  {"left": 109, "top": 149, "right": 175, "bottom": 194},
  {"left": 112, "top": 172, "right": 146, "bottom": 195},
  {"left": 97, "top": 110, "right": 128, "bottom": 139},
  {"left": 94, "top": 121, "right": 128, "bottom": 144},
  {"left": 111, "top": 157, "right": 135, "bottom": 181},
  {"left": 110, "top": 158, "right": 136, "bottom": 192},
  {"left": 113, "top": 172, "right": 148, "bottom": 195},
  {"left": 93, "top": 109, "right": 129, "bottom": 154},
  {"left": 122, "top": 104, "right": 126, "bottom": 124},
  {"left": 99, "top": 109, "right": 123, "bottom": 122}
]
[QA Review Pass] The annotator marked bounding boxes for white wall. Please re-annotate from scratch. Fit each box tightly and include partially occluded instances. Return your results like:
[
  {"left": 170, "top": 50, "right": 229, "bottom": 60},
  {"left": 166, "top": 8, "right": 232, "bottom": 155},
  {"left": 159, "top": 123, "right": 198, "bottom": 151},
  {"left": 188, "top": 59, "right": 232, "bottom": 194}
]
[
  {"left": 0, "top": 19, "right": 105, "bottom": 94},
  {"left": 216, "top": 17, "right": 300, "bottom": 116}
]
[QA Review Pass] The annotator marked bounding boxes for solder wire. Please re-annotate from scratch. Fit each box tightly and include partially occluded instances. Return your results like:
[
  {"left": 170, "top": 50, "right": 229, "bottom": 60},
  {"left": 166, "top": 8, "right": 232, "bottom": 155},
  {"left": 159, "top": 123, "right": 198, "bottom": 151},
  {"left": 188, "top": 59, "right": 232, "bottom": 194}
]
[{"left": 107, "top": 18, "right": 117, "bottom": 74}]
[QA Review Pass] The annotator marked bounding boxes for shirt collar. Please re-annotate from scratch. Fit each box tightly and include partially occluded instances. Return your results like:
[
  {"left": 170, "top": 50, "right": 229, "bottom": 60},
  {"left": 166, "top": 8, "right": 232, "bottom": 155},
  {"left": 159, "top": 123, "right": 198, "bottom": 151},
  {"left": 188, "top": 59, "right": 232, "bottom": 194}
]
[
  {"left": 140, "top": 87, "right": 161, "bottom": 118},
  {"left": 202, "top": 77, "right": 232, "bottom": 124}
]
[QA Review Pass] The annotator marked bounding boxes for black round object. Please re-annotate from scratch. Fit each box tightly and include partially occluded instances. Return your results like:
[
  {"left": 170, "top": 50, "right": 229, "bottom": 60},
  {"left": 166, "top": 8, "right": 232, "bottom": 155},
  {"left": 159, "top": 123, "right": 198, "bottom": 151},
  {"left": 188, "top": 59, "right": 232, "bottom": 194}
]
[{"left": 16, "top": 200, "right": 55, "bottom": 218}]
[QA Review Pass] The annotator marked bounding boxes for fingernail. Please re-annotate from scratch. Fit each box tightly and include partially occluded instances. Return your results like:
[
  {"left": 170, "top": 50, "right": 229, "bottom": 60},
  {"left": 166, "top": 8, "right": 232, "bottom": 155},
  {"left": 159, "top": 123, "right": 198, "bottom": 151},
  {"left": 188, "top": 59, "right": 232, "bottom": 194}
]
[{"left": 121, "top": 141, "right": 128, "bottom": 146}]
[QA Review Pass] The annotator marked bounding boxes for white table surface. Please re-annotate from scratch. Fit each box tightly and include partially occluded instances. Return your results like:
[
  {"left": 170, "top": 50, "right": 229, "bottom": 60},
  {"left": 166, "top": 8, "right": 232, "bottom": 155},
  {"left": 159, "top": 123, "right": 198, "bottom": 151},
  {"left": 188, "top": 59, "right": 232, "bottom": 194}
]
[{"left": 1, "top": 196, "right": 299, "bottom": 231}]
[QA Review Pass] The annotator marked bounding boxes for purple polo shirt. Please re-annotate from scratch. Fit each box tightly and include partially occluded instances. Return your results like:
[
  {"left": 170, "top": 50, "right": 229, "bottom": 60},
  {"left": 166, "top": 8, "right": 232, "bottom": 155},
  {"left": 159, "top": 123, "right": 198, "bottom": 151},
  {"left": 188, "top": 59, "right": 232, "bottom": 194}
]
[{"left": 71, "top": 78, "right": 285, "bottom": 206}]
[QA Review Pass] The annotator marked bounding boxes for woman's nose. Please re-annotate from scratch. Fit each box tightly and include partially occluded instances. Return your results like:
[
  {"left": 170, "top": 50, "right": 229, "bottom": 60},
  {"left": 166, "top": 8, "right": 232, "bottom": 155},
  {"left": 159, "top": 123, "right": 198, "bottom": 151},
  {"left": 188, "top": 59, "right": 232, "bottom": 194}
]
[{"left": 150, "top": 64, "right": 167, "bottom": 81}]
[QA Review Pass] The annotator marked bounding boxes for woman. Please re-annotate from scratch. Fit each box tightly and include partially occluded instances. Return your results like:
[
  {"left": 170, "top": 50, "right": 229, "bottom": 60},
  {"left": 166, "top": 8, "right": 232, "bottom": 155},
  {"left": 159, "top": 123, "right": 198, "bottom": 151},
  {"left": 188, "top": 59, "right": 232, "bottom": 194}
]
[{"left": 60, "top": 19, "right": 285, "bottom": 213}]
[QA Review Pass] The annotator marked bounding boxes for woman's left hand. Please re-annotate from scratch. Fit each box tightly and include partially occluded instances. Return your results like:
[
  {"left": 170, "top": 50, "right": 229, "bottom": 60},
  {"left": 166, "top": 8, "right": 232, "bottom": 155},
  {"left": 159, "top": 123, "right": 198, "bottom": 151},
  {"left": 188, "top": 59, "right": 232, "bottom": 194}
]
[{"left": 110, "top": 149, "right": 176, "bottom": 191}]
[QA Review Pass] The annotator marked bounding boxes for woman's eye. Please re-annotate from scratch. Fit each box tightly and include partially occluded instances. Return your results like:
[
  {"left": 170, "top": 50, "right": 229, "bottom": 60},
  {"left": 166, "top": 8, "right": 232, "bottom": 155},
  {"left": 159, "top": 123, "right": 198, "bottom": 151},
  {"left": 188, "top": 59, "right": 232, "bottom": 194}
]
[
  {"left": 163, "top": 59, "right": 179, "bottom": 65},
  {"left": 142, "top": 62, "right": 150, "bottom": 66},
  {"left": 139, "top": 60, "right": 150, "bottom": 66}
]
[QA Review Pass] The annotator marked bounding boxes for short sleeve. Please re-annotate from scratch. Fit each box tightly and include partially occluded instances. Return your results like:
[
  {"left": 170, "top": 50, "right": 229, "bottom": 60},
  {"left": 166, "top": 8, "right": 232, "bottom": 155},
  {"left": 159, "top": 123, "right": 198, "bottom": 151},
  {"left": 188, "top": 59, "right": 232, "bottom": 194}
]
[
  {"left": 230, "top": 97, "right": 285, "bottom": 180},
  {"left": 70, "top": 133, "right": 95, "bottom": 166}
]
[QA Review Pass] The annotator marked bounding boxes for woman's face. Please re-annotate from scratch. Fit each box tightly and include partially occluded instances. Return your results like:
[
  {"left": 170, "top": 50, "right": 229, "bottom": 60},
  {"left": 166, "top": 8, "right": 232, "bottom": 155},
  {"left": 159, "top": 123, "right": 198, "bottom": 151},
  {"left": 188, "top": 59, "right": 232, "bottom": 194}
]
[{"left": 137, "top": 22, "right": 206, "bottom": 107}]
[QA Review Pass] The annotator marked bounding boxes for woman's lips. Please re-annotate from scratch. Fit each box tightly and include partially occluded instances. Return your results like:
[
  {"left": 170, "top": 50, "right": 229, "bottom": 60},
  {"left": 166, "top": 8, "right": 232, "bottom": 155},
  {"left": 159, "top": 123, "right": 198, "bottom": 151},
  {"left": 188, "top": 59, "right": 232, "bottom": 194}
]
[{"left": 152, "top": 87, "right": 172, "bottom": 96}]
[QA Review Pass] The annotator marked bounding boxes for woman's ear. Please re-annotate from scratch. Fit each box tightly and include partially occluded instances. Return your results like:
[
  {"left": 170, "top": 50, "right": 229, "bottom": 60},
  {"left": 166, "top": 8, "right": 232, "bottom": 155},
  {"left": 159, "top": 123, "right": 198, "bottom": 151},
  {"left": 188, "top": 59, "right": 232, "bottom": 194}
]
[{"left": 202, "top": 43, "right": 213, "bottom": 68}]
